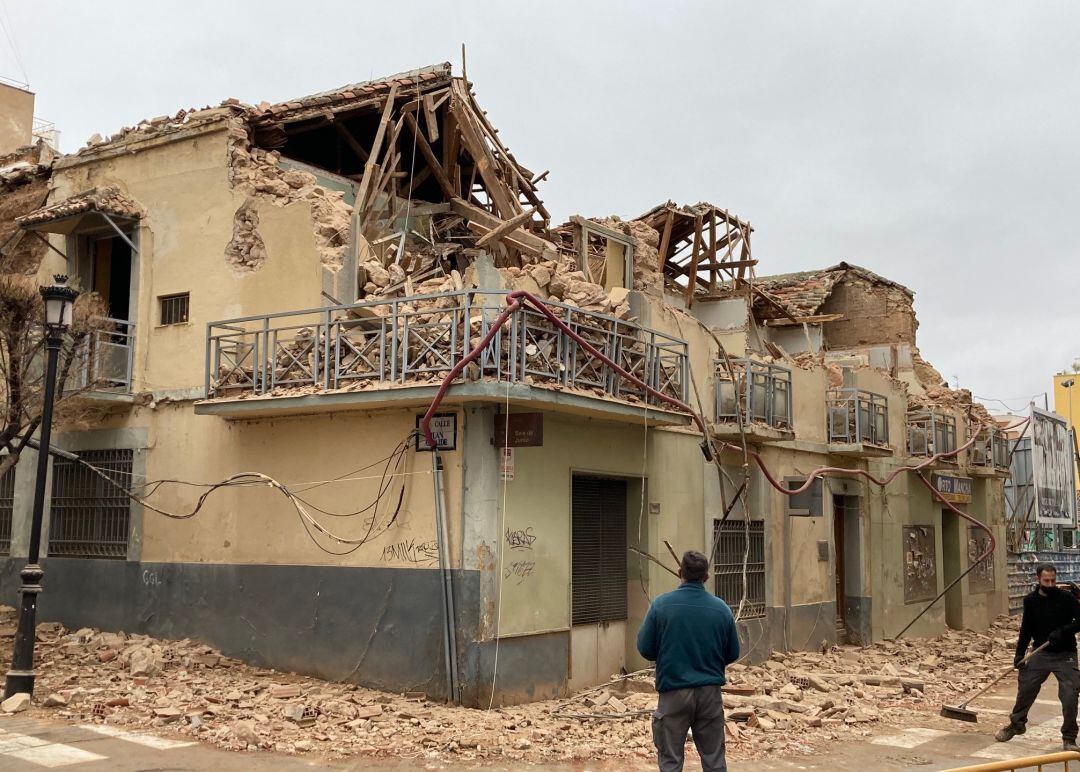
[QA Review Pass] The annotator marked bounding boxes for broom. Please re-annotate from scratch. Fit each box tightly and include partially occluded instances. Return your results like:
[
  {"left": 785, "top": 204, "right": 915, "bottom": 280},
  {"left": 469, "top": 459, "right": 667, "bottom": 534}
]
[{"left": 940, "top": 641, "right": 1049, "bottom": 722}]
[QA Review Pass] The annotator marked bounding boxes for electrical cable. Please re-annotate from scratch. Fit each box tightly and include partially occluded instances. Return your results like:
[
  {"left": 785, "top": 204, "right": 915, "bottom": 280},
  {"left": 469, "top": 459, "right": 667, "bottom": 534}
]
[
  {"left": 0, "top": 3, "right": 29, "bottom": 88},
  {"left": 47, "top": 433, "right": 419, "bottom": 556},
  {"left": 487, "top": 373, "right": 512, "bottom": 711},
  {"left": 416, "top": 290, "right": 1028, "bottom": 650}
]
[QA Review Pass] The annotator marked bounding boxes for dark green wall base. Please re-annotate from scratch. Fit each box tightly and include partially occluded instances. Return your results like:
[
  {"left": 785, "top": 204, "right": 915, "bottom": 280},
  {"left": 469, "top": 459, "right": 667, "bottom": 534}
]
[
  {"left": 460, "top": 630, "right": 569, "bottom": 706},
  {"left": 0, "top": 558, "right": 479, "bottom": 701}
]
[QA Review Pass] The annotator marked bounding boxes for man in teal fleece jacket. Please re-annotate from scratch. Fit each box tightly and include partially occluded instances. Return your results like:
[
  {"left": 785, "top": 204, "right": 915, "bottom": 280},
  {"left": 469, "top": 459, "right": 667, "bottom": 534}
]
[{"left": 637, "top": 550, "right": 740, "bottom": 772}]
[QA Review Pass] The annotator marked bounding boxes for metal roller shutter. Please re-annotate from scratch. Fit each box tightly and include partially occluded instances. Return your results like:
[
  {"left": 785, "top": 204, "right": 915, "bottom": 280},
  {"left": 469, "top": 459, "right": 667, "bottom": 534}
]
[{"left": 572, "top": 476, "right": 627, "bottom": 625}]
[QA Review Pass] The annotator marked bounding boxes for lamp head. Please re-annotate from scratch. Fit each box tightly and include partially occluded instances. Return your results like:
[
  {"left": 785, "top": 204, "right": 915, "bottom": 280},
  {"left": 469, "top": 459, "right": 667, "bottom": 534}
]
[{"left": 40, "top": 275, "right": 80, "bottom": 332}]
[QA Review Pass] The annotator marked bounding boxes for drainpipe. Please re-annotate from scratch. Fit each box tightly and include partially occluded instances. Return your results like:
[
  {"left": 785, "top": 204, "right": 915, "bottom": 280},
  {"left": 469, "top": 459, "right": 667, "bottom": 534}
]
[
  {"left": 432, "top": 449, "right": 460, "bottom": 702},
  {"left": 783, "top": 495, "right": 792, "bottom": 651}
]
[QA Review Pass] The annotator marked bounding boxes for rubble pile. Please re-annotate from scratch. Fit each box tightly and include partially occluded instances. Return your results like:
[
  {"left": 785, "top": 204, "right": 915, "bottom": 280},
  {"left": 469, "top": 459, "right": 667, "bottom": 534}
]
[{"left": 3, "top": 611, "right": 1021, "bottom": 764}]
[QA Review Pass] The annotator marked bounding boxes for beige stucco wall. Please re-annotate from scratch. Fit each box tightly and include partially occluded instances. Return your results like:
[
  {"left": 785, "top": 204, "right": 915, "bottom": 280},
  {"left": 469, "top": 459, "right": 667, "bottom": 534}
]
[
  {"left": 39, "top": 125, "right": 328, "bottom": 395},
  {"left": 66, "top": 404, "right": 462, "bottom": 569},
  {"left": 495, "top": 416, "right": 705, "bottom": 638},
  {"left": 0, "top": 83, "right": 33, "bottom": 156}
]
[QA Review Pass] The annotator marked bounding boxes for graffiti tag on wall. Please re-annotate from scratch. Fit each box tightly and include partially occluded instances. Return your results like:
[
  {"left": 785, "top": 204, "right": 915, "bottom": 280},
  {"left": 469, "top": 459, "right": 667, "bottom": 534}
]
[
  {"left": 381, "top": 538, "right": 439, "bottom": 566},
  {"left": 505, "top": 527, "right": 537, "bottom": 550}
]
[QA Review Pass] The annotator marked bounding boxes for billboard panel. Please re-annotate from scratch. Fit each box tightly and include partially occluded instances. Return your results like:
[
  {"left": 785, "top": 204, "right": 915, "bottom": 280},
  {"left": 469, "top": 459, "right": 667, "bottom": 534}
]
[{"left": 1032, "top": 406, "right": 1077, "bottom": 526}]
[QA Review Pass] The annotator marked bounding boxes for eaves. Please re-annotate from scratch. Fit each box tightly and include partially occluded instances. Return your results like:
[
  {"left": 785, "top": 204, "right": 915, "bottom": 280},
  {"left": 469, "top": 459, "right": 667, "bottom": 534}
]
[{"left": 54, "top": 118, "right": 232, "bottom": 171}]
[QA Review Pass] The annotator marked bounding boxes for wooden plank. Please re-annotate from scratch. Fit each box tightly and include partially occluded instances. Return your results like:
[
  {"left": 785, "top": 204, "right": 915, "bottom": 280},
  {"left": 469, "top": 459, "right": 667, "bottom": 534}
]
[
  {"left": 696, "top": 259, "right": 758, "bottom": 271},
  {"left": 451, "top": 197, "right": 557, "bottom": 255},
  {"left": 683, "top": 215, "right": 703, "bottom": 307},
  {"left": 764, "top": 314, "right": 844, "bottom": 327},
  {"left": 443, "top": 109, "right": 460, "bottom": 189},
  {"left": 406, "top": 165, "right": 432, "bottom": 196},
  {"left": 569, "top": 216, "right": 634, "bottom": 246},
  {"left": 402, "top": 202, "right": 451, "bottom": 217},
  {"left": 402, "top": 111, "right": 456, "bottom": 200},
  {"left": 422, "top": 92, "right": 440, "bottom": 143},
  {"left": 448, "top": 81, "right": 520, "bottom": 218},
  {"left": 475, "top": 206, "right": 538, "bottom": 248},
  {"left": 353, "top": 83, "right": 400, "bottom": 217},
  {"left": 466, "top": 221, "right": 542, "bottom": 258},
  {"left": 656, "top": 210, "right": 674, "bottom": 272},
  {"left": 334, "top": 122, "right": 369, "bottom": 163},
  {"left": 708, "top": 211, "right": 718, "bottom": 293},
  {"left": 738, "top": 228, "right": 753, "bottom": 281},
  {"left": 752, "top": 285, "right": 799, "bottom": 323}
]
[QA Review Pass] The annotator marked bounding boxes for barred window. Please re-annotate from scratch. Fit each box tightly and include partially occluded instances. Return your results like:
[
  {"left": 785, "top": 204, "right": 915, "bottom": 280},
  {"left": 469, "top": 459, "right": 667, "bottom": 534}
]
[
  {"left": 713, "top": 519, "right": 765, "bottom": 619},
  {"left": 159, "top": 292, "right": 189, "bottom": 326},
  {"left": 49, "top": 449, "right": 132, "bottom": 559},
  {"left": 0, "top": 464, "right": 14, "bottom": 555}
]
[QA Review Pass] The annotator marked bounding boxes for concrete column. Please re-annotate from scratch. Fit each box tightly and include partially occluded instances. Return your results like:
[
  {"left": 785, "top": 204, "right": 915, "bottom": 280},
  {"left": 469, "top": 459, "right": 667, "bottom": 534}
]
[
  {"left": 10, "top": 448, "right": 53, "bottom": 560},
  {"left": 458, "top": 405, "right": 500, "bottom": 705}
]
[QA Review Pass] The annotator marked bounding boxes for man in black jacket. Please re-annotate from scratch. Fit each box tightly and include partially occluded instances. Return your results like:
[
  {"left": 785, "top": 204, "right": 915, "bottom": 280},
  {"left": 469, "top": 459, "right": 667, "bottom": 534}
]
[{"left": 997, "top": 563, "right": 1080, "bottom": 751}]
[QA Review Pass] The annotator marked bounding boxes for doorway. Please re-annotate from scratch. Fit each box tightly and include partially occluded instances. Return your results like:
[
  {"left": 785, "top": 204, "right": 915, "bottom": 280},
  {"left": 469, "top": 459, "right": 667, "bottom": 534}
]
[
  {"left": 942, "top": 508, "right": 962, "bottom": 629},
  {"left": 833, "top": 495, "right": 847, "bottom": 640},
  {"left": 832, "top": 494, "right": 863, "bottom": 643},
  {"left": 91, "top": 235, "right": 132, "bottom": 321},
  {"left": 569, "top": 475, "right": 628, "bottom": 691}
]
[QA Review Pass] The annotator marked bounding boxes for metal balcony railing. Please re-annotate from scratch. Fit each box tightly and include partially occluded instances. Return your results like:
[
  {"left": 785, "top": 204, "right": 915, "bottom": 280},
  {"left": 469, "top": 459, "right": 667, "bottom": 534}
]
[
  {"left": 204, "top": 291, "right": 688, "bottom": 406},
  {"left": 907, "top": 409, "right": 957, "bottom": 459},
  {"left": 715, "top": 360, "right": 793, "bottom": 430},
  {"left": 971, "top": 426, "right": 1011, "bottom": 471},
  {"left": 67, "top": 318, "right": 136, "bottom": 394},
  {"left": 827, "top": 388, "right": 889, "bottom": 447}
]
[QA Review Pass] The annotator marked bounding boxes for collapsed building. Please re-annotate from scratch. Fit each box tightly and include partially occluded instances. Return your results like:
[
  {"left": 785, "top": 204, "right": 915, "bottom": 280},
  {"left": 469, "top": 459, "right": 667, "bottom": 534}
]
[{"left": 0, "top": 63, "right": 1010, "bottom": 706}]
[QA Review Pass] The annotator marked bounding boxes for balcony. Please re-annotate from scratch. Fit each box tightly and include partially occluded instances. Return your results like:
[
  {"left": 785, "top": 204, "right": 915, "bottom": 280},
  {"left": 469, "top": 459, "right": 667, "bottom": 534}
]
[
  {"left": 713, "top": 360, "right": 794, "bottom": 442},
  {"left": 906, "top": 409, "right": 958, "bottom": 465},
  {"left": 970, "top": 426, "right": 1011, "bottom": 477},
  {"left": 196, "top": 291, "right": 690, "bottom": 423},
  {"left": 826, "top": 388, "right": 892, "bottom": 458},
  {"left": 66, "top": 318, "right": 136, "bottom": 406}
]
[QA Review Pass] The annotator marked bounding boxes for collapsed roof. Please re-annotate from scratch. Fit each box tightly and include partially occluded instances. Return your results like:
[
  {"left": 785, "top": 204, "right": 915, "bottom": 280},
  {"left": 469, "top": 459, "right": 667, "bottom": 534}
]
[
  {"left": 60, "top": 62, "right": 784, "bottom": 310},
  {"left": 750, "top": 262, "right": 913, "bottom": 321}
]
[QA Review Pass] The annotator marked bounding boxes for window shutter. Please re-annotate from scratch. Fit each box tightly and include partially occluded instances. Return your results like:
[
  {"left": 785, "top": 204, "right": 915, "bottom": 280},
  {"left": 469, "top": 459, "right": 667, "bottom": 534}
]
[{"left": 572, "top": 476, "right": 627, "bottom": 625}]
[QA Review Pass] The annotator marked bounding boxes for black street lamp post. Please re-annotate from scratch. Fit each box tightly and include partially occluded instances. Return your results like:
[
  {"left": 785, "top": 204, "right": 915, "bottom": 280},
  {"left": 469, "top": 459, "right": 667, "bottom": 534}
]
[{"left": 4, "top": 275, "right": 79, "bottom": 699}]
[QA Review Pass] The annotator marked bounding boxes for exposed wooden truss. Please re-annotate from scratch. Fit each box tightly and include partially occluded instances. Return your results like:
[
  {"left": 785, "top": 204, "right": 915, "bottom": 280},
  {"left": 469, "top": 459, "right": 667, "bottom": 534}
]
[{"left": 636, "top": 202, "right": 757, "bottom": 307}]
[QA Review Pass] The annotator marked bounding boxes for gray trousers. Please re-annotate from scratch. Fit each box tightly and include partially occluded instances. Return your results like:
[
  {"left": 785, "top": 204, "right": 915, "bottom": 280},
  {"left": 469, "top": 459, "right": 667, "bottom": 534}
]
[
  {"left": 652, "top": 684, "right": 727, "bottom": 772},
  {"left": 1009, "top": 650, "right": 1080, "bottom": 741}
]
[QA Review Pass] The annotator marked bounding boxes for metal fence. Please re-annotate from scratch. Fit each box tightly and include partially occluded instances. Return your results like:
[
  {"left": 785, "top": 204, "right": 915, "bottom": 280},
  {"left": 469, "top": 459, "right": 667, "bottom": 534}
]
[
  {"left": 205, "top": 291, "right": 688, "bottom": 405},
  {"left": 715, "top": 359, "right": 793, "bottom": 429},
  {"left": 827, "top": 388, "right": 889, "bottom": 446},
  {"left": 906, "top": 409, "right": 957, "bottom": 458},
  {"left": 48, "top": 449, "right": 132, "bottom": 559},
  {"left": 67, "top": 318, "right": 136, "bottom": 393},
  {"left": 971, "top": 426, "right": 1010, "bottom": 471},
  {"left": 712, "top": 519, "right": 766, "bottom": 618}
]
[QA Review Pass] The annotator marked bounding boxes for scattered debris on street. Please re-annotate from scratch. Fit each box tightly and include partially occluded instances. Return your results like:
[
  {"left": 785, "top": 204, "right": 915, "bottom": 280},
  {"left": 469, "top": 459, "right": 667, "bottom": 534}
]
[{"left": 0, "top": 606, "right": 1021, "bottom": 763}]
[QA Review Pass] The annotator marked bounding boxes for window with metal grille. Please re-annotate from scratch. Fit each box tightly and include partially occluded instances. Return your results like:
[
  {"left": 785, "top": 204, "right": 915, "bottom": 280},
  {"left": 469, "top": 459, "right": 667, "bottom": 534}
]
[
  {"left": 571, "top": 476, "right": 627, "bottom": 626},
  {"left": 49, "top": 449, "right": 132, "bottom": 559},
  {"left": 713, "top": 519, "right": 766, "bottom": 618},
  {"left": 159, "top": 292, "right": 189, "bottom": 326},
  {"left": 0, "top": 464, "right": 14, "bottom": 555}
]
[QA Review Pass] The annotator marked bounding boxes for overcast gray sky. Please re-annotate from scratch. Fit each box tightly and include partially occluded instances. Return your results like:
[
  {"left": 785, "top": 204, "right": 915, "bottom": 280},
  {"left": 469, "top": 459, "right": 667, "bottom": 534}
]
[{"left": 2, "top": 1, "right": 1076, "bottom": 415}]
